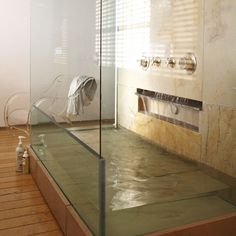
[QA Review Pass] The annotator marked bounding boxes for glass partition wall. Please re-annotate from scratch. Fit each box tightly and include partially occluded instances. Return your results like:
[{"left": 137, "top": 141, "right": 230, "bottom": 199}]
[
  {"left": 30, "top": 0, "right": 105, "bottom": 235},
  {"left": 30, "top": 1, "right": 236, "bottom": 236}
]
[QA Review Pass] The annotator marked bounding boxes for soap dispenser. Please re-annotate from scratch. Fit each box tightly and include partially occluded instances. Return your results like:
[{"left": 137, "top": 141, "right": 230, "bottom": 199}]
[
  {"left": 22, "top": 150, "right": 29, "bottom": 174},
  {"left": 16, "top": 136, "right": 26, "bottom": 172}
]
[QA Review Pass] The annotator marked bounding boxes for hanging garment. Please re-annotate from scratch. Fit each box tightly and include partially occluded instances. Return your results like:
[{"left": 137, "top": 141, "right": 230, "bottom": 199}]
[{"left": 66, "top": 75, "right": 97, "bottom": 117}]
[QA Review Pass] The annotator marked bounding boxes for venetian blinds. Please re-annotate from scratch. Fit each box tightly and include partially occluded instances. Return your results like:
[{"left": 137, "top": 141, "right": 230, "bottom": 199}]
[
  {"left": 96, "top": 0, "right": 201, "bottom": 75},
  {"left": 96, "top": 0, "right": 116, "bottom": 67},
  {"left": 151, "top": 1, "right": 200, "bottom": 58},
  {"left": 116, "top": 0, "right": 151, "bottom": 68},
  {"left": 54, "top": 19, "right": 68, "bottom": 65},
  {"left": 96, "top": 0, "right": 150, "bottom": 67}
]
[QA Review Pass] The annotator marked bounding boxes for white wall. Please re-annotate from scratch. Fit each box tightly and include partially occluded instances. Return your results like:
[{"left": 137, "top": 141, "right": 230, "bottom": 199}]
[
  {"left": 31, "top": 0, "right": 115, "bottom": 121},
  {"left": 0, "top": 0, "right": 30, "bottom": 127},
  {"left": 0, "top": 0, "right": 114, "bottom": 126},
  {"left": 0, "top": 0, "right": 115, "bottom": 127}
]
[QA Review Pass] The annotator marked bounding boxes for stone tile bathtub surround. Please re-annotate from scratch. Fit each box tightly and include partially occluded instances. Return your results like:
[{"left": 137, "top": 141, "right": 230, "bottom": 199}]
[
  {"left": 146, "top": 213, "right": 236, "bottom": 236},
  {"left": 200, "top": 104, "right": 236, "bottom": 178},
  {"left": 134, "top": 112, "right": 201, "bottom": 162},
  {"left": 30, "top": 128, "right": 236, "bottom": 236},
  {"left": 134, "top": 104, "right": 236, "bottom": 178}
]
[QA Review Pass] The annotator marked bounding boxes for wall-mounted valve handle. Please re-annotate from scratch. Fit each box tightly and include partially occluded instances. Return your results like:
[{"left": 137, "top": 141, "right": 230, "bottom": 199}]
[
  {"left": 152, "top": 57, "right": 161, "bottom": 68},
  {"left": 139, "top": 57, "right": 150, "bottom": 70},
  {"left": 167, "top": 57, "right": 176, "bottom": 68},
  {"left": 179, "top": 53, "right": 197, "bottom": 74}
]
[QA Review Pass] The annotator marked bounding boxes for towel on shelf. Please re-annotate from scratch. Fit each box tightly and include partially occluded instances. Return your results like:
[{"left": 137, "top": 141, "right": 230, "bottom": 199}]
[{"left": 66, "top": 75, "right": 97, "bottom": 117}]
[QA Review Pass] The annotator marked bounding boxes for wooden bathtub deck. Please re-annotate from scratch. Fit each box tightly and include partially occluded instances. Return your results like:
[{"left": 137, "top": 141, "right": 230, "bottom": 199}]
[{"left": 0, "top": 128, "right": 63, "bottom": 236}]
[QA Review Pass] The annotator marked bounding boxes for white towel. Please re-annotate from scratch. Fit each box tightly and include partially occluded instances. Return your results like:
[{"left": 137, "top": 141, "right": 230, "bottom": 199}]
[{"left": 66, "top": 75, "right": 97, "bottom": 117}]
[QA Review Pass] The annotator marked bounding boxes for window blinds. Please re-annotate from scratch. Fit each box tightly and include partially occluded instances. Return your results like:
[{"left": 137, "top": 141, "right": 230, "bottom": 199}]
[{"left": 97, "top": 0, "right": 201, "bottom": 77}]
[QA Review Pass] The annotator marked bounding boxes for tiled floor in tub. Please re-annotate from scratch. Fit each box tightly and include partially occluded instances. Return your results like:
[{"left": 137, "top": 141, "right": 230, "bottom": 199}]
[{"left": 31, "top": 126, "right": 236, "bottom": 236}]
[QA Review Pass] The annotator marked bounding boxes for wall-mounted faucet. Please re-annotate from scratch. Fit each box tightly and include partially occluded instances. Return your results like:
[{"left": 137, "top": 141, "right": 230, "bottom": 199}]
[
  {"left": 179, "top": 53, "right": 197, "bottom": 74},
  {"left": 138, "top": 53, "right": 197, "bottom": 74},
  {"left": 140, "top": 57, "right": 150, "bottom": 70},
  {"left": 152, "top": 57, "right": 161, "bottom": 68},
  {"left": 167, "top": 57, "right": 176, "bottom": 68}
]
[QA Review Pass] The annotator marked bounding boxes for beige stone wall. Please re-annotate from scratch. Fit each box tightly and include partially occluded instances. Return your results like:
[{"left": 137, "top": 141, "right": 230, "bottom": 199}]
[
  {"left": 200, "top": 0, "right": 236, "bottom": 177},
  {"left": 134, "top": 113, "right": 201, "bottom": 161},
  {"left": 133, "top": 105, "right": 236, "bottom": 177},
  {"left": 203, "top": 0, "right": 236, "bottom": 108},
  {"left": 132, "top": 104, "right": 236, "bottom": 177},
  {"left": 118, "top": 0, "right": 236, "bottom": 178},
  {"left": 200, "top": 105, "right": 236, "bottom": 177}
]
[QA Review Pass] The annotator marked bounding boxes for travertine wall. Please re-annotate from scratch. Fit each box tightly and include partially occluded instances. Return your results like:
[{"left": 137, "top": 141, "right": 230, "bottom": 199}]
[
  {"left": 200, "top": 0, "right": 236, "bottom": 177},
  {"left": 134, "top": 113, "right": 201, "bottom": 161},
  {"left": 200, "top": 105, "right": 236, "bottom": 177},
  {"left": 118, "top": 0, "right": 236, "bottom": 177}
]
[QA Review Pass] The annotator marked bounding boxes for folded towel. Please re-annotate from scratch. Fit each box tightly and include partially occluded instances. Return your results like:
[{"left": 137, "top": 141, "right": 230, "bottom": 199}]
[{"left": 66, "top": 75, "right": 97, "bottom": 117}]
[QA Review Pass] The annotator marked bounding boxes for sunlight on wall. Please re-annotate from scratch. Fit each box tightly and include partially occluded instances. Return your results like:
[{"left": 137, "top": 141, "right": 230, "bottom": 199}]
[
  {"left": 97, "top": 0, "right": 201, "bottom": 75},
  {"left": 96, "top": 0, "right": 150, "bottom": 68},
  {"left": 54, "top": 19, "right": 68, "bottom": 65},
  {"left": 116, "top": 0, "right": 151, "bottom": 68}
]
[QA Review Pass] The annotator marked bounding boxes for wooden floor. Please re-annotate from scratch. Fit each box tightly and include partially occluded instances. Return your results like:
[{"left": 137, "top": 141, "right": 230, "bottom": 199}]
[{"left": 0, "top": 128, "right": 63, "bottom": 236}]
